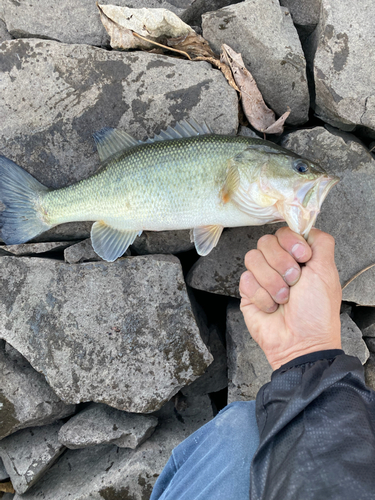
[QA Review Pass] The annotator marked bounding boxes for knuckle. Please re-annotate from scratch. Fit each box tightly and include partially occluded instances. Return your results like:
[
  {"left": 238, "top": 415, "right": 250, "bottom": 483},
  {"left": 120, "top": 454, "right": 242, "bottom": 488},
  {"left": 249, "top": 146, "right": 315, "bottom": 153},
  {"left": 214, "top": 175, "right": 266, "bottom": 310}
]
[
  {"left": 257, "top": 234, "right": 275, "bottom": 248},
  {"left": 244, "top": 249, "right": 262, "bottom": 267}
]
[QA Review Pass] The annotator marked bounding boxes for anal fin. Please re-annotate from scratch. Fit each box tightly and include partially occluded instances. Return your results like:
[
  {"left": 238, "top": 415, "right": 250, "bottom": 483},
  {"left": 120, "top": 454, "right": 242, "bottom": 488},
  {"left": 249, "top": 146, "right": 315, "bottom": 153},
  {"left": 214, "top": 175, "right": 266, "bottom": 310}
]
[
  {"left": 191, "top": 225, "right": 224, "bottom": 256},
  {"left": 91, "top": 221, "right": 142, "bottom": 262}
]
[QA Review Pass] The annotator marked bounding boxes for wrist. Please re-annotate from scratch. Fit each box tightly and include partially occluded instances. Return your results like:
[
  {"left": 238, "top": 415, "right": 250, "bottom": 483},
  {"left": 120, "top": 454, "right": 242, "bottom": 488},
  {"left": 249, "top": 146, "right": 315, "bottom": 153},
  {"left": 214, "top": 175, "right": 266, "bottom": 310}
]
[{"left": 267, "top": 339, "right": 342, "bottom": 370}]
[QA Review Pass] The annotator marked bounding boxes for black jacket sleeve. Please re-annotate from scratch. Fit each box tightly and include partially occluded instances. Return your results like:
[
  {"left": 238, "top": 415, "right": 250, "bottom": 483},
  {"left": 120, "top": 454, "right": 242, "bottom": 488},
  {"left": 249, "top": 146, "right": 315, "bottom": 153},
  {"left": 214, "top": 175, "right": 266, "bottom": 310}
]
[{"left": 250, "top": 350, "right": 375, "bottom": 500}]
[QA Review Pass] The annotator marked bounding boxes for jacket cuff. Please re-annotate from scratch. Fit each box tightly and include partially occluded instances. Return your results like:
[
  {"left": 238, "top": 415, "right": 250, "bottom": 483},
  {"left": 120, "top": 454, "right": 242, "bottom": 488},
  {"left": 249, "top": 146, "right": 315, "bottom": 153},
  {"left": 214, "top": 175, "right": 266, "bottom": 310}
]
[{"left": 275, "top": 349, "right": 345, "bottom": 375}]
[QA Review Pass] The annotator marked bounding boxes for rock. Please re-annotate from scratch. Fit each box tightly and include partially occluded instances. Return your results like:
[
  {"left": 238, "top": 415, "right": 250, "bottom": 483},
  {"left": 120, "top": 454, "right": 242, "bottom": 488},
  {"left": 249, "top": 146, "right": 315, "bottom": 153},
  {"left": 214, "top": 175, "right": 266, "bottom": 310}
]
[
  {"left": 64, "top": 239, "right": 103, "bottom": 264},
  {"left": 340, "top": 302, "right": 352, "bottom": 316},
  {"left": 310, "top": 0, "right": 375, "bottom": 132},
  {"left": 364, "top": 337, "right": 375, "bottom": 354},
  {"left": 181, "top": 0, "right": 243, "bottom": 27},
  {"left": 0, "top": 0, "right": 193, "bottom": 46},
  {"left": 13, "top": 392, "right": 213, "bottom": 499},
  {"left": 0, "top": 422, "right": 65, "bottom": 494},
  {"left": 31, "top": 223, "right": 92, "bottom": 243},
  {"left": 0, "top": 343, "right": 75, "bottom": 440},
  {"left": 0, "top": 458, "right": 9, "bottom": 481},
  {"left": 0, "top": 18, "right": 12, "bottom": 42},
  {"left": 58, "top": 403, "right": 158, "bottom": 449},
  {"left": 238, "top": 126, "right": 261, "bottom": 139},
  {"left": 341, "top": 267, "right": 375, "bottom": 306},
  {"left": 0, "top": 255, "right": 213, "bottom": 413},
  {"left": 187, "top": 290, "right": 228, "bottom": 395},
  {"left": 226, "top": 301, "right": 272, "bottom": 402},
  {"left": 202, "top": 0, "right": 309, "bottom": 125},
  {"left": 281, "top": 127, "right": 375, "bottom": 294},
  {"left": 365, "top": 354, "right": 375, "bottom": 391},
  {"left": 4, "top": 242, "right": 71, "bottom": 256},
  {"left": 186, "top": 224, "right": 285, "bottom": 298},
  {"left": 131, "top": 230, "right": 194, "bottom": 255},
  {"left": 279, "top": 0, "right": 321, "bottom": 38},
  {"left": 0, "top": 246, "right": 11, "bottom": 256},
  {"left": 353, "top": 308, "right": 375, "bottom": 338},
  {"left": 340, "top": 313, "right": 369, "bottom": 364},
  {"left": 0, "top": 39, "right": 238, "bottom": 243}
]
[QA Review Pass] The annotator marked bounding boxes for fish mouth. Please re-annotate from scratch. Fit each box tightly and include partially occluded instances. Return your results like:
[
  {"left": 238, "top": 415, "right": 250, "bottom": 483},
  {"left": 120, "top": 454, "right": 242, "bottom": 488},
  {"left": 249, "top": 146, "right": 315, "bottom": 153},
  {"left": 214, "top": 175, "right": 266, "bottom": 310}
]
[{"left": 277, "top": 175, "right": 339, "bottom": 238}]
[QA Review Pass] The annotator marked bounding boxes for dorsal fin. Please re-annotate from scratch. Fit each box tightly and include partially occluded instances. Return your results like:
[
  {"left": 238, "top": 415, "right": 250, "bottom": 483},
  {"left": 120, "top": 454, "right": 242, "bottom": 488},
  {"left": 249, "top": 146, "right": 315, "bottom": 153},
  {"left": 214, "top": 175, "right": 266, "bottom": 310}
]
[
  {"left": 144, "top": 118, "right": 213, "bottom": 144},
  {"left": 93, "top": 127, "right": 140, "bottom": 163}
]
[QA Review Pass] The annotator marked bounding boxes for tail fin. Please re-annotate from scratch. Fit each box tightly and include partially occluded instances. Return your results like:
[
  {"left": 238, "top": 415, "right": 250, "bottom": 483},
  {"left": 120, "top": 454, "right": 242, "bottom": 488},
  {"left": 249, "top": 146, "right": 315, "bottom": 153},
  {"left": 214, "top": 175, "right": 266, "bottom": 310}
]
[{"left": 0, "top": 155, "right": 51, "bottom": 245}]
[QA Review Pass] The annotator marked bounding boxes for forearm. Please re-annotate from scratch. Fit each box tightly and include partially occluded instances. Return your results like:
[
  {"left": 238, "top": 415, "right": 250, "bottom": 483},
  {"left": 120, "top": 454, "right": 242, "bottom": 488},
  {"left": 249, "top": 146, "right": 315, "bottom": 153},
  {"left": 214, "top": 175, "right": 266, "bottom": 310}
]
[{"left": 251, "top": 350, "right": 375, "bottom": 500}]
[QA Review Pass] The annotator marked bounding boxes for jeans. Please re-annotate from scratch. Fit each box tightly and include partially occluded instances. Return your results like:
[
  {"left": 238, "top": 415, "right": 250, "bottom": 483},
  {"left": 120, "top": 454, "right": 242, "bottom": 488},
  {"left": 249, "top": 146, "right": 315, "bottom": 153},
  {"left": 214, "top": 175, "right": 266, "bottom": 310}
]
[{"left": 150, "top": 401, "right": 259, "bottom": 500}]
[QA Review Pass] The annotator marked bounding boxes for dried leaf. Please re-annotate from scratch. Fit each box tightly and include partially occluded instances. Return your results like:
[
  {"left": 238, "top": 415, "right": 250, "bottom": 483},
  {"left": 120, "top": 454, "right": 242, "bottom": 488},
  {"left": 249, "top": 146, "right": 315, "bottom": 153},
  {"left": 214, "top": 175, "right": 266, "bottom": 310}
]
[
  {"left": 0, "top": 482, "right": 15, "bottom": 494},
  {"left": 167, "top": 33, "right": 216, "bottom": 59},
  {"left": 221, "top": 44, "right": 289, "bottom": 134},
  {"left": 263, "top": 108, "right": 290, "bottom": 134},
  {"left": 98, "top": 4, "right": 194, "bottom": 50}
]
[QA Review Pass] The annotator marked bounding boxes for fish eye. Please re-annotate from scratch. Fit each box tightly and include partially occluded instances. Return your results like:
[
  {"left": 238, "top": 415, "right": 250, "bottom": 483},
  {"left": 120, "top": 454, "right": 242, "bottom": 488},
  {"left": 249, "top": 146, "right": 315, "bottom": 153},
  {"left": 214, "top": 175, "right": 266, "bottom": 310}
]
[{"left": 293, "top": 160, "right": 309, "bottom": 174}]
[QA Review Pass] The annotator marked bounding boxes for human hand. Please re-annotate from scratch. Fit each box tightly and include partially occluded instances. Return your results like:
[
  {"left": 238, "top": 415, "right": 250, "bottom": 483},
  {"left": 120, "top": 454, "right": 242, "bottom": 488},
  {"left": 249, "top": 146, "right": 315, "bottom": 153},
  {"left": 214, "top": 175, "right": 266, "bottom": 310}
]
[{"left": 239, "top": 228, "right": 342, "bottom": 370}]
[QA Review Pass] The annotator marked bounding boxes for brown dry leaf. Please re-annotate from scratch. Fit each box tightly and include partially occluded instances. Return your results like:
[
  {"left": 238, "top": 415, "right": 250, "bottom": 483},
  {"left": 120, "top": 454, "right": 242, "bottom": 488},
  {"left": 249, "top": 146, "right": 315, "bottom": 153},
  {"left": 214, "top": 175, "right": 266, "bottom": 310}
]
[
  {"left": 167, "top": 34, "right": 239, "bottom": 91},
  {"left": 221, "top": 44, "right": 289, "bottom": 134},
  {"left": 167, "top": 33, "right": 216, "bottom": 59},
  {"left": 0, "top": 482, "right": 15, "bottom": 494}
]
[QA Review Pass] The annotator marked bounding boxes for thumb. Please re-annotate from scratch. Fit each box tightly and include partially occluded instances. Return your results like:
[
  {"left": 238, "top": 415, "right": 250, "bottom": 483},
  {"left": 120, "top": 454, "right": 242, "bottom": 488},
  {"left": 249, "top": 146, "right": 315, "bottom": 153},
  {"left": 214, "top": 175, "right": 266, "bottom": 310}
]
[{"left": 306, "top": 228, "right": 336, "bottom": 269}]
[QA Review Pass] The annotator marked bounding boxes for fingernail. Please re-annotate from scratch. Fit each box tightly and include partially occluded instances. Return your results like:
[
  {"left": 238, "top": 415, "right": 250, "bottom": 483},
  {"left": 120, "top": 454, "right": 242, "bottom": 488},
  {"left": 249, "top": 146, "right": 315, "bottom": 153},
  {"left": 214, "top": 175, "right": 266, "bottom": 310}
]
[
  {"left": 284, "top": 267, "right": 300, "bottom": 285},
  {"left": 275, "top": 287, "right": 289, "bottom": 303},
  {"left": 291, "top": 243, "right": 305, "bottom": 260},
  {"left": 267, "top": 304, "right": 278, "bottom": 313}
]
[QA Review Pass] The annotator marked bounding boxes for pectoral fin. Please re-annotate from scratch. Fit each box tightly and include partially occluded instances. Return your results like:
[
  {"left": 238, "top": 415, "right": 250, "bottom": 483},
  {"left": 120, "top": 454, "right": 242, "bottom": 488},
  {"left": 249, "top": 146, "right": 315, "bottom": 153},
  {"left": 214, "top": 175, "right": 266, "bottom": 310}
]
[
  {"left": 191, "top": 225, "right": 224, "bottom": 256},
  {"left": 91, "top": 221, "right": 142, "bottom": 262},
  {"left": 221, "top": 163, "right": 240, "bottom": 204}
]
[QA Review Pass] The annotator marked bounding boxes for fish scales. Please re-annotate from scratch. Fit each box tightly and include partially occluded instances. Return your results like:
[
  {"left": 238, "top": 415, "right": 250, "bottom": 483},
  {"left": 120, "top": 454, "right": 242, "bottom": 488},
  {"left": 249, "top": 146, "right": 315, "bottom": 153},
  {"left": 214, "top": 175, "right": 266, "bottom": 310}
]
[{"left": 42, "top": 135, "right": 254, "bottom": 231}]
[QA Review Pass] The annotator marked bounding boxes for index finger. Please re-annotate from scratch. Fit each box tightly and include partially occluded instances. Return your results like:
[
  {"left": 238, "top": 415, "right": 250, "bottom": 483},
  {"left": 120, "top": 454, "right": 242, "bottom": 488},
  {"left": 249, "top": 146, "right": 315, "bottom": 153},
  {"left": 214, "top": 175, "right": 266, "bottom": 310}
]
[{"left": 275, "top": 227, "right": 312, "bottom": 263}]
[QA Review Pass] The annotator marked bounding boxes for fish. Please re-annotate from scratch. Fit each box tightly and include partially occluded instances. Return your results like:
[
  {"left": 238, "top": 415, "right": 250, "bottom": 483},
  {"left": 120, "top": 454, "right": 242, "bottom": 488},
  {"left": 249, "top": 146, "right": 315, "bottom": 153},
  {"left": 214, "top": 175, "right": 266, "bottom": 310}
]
[{"left": 0, "top": 119, "right": 338, "bottom": 262}]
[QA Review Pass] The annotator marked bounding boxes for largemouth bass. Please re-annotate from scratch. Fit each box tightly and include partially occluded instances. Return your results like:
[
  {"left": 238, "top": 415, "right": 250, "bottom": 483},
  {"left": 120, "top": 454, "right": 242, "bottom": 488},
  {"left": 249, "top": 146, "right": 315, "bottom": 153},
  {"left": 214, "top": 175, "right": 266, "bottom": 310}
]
[{"left": 0, "top": 119, "right": 338, "bottom": 261}]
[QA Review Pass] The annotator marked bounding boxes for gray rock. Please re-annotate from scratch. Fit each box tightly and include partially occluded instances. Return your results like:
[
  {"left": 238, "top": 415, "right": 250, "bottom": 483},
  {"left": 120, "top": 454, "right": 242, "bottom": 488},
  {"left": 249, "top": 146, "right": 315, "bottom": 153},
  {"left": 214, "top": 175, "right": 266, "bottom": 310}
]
[
  {"left": 0, "top": 422, "right": 65, "bottom": 494},
  {"left": 181, "top": 0, "right": 243, "bottom": 27},
  {"left": 32, "top": 222, "right": 92, "bottom": 243},
  {"left": 364, "top": 337, "right": 375, "bottom": 354},
  {"left": 355, "top": 308, "right": 375, "bottom": 338},
  {"left": 0, "top": 0, "right": 193, "bottom": 46},
  {"left": 4, "top": 241, "right": 71, "bottom": 256},
  {"left": 187, "top": 290, "right": 227, "bottom": 395},
  {"left": 0, "top": 458, "right": 9, "bottom": 481},
  {"left": 202, "top": 0, "right": 309, "bottom": 125},
  {"left": 281, "top": 127, "right": 375, "bottom": 293},
  {"left": 238, "top": 126, "right": 261, "bottom": 139},
  {"left": 0, "top": 343, "right": 75, "bottom": 440},
  {"left": 341, "top": 267, "right": 375, "bottom": 306},
  {"left": 365, "top": 354, "right": 375, "bottom": 391},
  {"left": 0, "top": 246, "right": 11, "bottom": 256},
  {"left": 279, "top": 0, "right": 321, "bottom": 38},
  {"left": 226, "top": 301, "right": 272, "bottom": 402},
  {"left": 64, "top": 239, "right": 104, "bottom": 264},
  {"left": 0, "top": 18, "right": 12, "bottom": 43},
  {"left": 0, "top": 39, "right": 238, "bottom": 243},
  {"left": 14, "top": 392, "right": 213, "bottom": 500},
  {"left": 131, "top": 230, "right": 194, "bottom": 255},
  {"left": 0, "top": 255, "right": 213, "bottom": 412},
  {"left": 340, "top": 313, "right": 369, "bottom": 365},
  {"left": 186, "top": 224, "right": 285, "bottom": 298},
  {"left": 310, "top": 0, "right": 375, "bottom": 132},
  {"left": 58, "top": 403, "right": 158, "bottom": 449}
]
